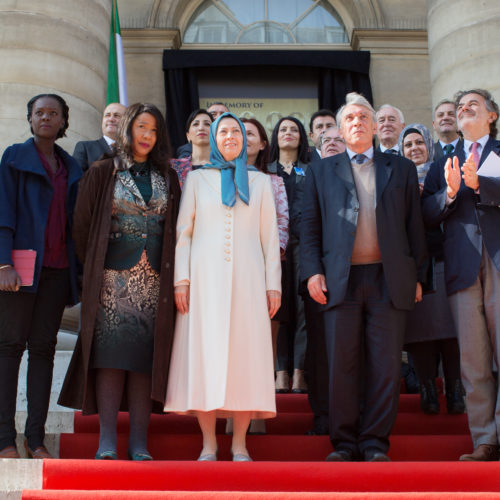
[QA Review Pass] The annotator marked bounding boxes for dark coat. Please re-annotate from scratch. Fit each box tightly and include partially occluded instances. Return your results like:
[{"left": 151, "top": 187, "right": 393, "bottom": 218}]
[
  {"left": 58, "top": 157, "right": 181, "bottom": 414},
  {"left": 0, "top": 138, "right": 81, "bottom": 304},
  {"left": 268, "top": 159, "right": 309, "bottom": 241},
  {"left": 73, "top": 137, "right": 111, "bottom": 172},
  {"left": 422, "top": 137, "right": 500, "bottom": 296},
  {"left": 300, "top": 151, "right": 428, "bottom": 312},
  {"left": 433, "top": 138, "right": 463, "bottom": 161}
]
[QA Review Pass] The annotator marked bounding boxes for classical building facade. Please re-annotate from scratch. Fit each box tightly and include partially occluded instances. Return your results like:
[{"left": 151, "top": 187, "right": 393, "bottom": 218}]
[{"left": 1, "top": 0, "right": 499, "bottom": 154}]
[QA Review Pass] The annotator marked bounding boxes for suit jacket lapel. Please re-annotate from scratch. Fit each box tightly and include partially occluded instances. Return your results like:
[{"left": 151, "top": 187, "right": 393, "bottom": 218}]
[
  {"left": 479, "top": 137, "right": 500, "bottom": 166},
  {"left": 333, "top": 153, "right": 357, "bottom": 200},
  {"left": 100, "top": 136, "right": 112, "bottom": 153},
  {"left": 374, "top": 151, "right": 393, "bottom": 205}
]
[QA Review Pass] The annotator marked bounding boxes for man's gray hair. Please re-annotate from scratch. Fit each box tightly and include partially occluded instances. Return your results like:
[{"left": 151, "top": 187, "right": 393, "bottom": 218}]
[
  {"left": 336, "top": 93, "right": 376, "bottom": 128},
  {"left": 433, "top": 98, "right": 455, "bottom": 115},
  {"left": 375, "top": 104, "right": 405, "bottom": 124}
]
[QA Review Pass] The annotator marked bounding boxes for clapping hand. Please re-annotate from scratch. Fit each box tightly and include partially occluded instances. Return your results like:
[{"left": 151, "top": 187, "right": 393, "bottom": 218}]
[
  {"left": 461, "top": 153, "right": 480, "bottom": 191},
  {"left": 444, "top": 156, "right": 461, "bottom": 199}
]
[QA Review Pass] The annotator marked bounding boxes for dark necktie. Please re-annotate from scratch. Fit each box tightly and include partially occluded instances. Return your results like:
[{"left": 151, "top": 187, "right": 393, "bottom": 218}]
[
  {"left": 353, "top": 154, "right": 367, "bottom": 164},
  {"left": 443, "top": 144, "right": 454, "bottom": 155}
]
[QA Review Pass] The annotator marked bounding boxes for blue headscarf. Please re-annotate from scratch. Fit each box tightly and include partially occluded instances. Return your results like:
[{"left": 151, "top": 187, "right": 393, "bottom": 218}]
[{"left": 202, "top": 112, "right": 256, "bottom": 207}]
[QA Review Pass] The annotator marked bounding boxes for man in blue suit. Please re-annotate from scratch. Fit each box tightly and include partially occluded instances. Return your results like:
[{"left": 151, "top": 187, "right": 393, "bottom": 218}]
[
  {"left": 422, "top": 88, "right": 500, "bottom": 461},
  {"left": 300, "top": 92, "right": 427, "bottom": 462}
]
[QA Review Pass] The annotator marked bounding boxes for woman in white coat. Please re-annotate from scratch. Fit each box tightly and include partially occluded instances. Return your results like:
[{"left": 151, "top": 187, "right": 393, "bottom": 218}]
[{"left": 165, "top": 113, "right": 281, "bottom": 462}]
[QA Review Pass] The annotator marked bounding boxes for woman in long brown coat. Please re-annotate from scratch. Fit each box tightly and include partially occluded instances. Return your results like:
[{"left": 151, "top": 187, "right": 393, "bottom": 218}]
[{"left": 58, "top": 103, "right": 180, "bottom": 461}]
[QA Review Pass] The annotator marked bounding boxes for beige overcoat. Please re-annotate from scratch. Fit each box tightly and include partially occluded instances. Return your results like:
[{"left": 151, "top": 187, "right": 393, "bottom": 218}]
[{"left": 165, "top": 169, "right": 281, "bottom": 418}]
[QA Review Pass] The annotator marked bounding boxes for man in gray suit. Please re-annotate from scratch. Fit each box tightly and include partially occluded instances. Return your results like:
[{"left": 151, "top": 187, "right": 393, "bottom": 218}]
[
  {"left": 73, "top": 102, "right": 126, "bottom": 171},
  {"left": 432, "top": 99, "right": 462, "bottom": 160},
  {"left": 301, "top": 92, "right": 427, "bottom": 462},
  {"left": 423, "top": 89, "right": 500, "bottom": 461}
]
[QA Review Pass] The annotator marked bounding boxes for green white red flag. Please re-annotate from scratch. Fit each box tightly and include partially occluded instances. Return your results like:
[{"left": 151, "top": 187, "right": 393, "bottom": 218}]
[{"left": 106, "top": 0, "right": 128, "bottom": 105}]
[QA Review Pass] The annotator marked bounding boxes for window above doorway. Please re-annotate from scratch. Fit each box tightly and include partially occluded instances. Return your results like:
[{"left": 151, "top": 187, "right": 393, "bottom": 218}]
[{"left": 184, "top": 0, "right": 348, "bottom": 44}]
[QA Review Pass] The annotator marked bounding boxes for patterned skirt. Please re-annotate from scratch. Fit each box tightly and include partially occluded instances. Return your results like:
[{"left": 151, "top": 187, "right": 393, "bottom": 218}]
[{"left": 91, "top": 251, "right": 160, "bottom": 374}]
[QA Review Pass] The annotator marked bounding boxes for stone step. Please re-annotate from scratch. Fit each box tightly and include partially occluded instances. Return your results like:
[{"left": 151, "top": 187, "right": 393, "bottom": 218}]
[{"left": 0, "top": 459, "right": 42, "bottom": 500}]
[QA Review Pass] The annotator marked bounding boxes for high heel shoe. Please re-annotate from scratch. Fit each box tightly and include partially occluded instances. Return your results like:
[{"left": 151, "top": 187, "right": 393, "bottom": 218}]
[
  {"left": 232, "top": 451, "right": 252, "bottom": 462},
  {"left": 291, "top": 369, "right": 308, "bottom": 394},
  {"left": 128, "top": 450, "right": 153, "bottom": 461},
  {"left": 275, "top": 370, "right": 289, "bottom": 393},
  {"left": 197, "top": 450, "right": 217, "bottom": 461},
  {"left": 95, "top": 450, "right": 117, "bottom": 460}
]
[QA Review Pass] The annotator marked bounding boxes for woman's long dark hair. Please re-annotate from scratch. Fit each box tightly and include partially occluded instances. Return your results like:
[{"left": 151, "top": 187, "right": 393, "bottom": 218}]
[
  {"left": 26, "top": 94, "right": 69, "bottom": 139},
  {"left": 241, "top": 117, "right": 269, "bottom": 173},
  {"left": 185, "top": 108, "right": 213, "bottom": 133},
  {"left": 269, "top": 116, "right": 310, "bottom": 164},
  {"left": 115, "top": 102, "right": 172, "bottom": 174}
]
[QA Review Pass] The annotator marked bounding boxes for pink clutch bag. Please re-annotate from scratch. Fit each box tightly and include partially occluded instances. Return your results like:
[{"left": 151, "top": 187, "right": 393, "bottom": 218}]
[{"left": 12, "top": 250, "right": 37, "bottom": 286}]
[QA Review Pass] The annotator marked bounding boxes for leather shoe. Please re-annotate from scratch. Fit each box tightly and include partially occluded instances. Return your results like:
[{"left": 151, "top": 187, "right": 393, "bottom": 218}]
[
  {"left": 459, "top": 444, "right": 499, "bottom": 461},
  {"left": 446, "top": 379, "right": 465, "bottom": 415},
  {"left": 420, "top": 379, "right": 440, "bottom": 415},
  {"left": 364, "top": 448, "right": 390, "bottom": 462},
  {"left": 24, "top": 441, "right": 53, "bottom": 459},
  {"left": 326, "top": 449, "right": 355, "bottom": 462},
  {"left": 0, "top": 445, "right": 20, "bottom": 459}
]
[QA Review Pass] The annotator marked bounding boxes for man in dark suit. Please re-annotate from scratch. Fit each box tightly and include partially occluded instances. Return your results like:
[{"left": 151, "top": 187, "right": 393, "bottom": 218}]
[
  {"left": 73, "top": 102, "right": 126, "bottom": 171},
  {"left": 432, "top": 99, "right": 462, "bottom": 161},
  {"left": 308, "top": 109, "right": 336, "bottom": 162},
  {"left": 422, "top": 89, "right": 500, "bottom": 461},
  {"left": 375, "top": 104, "right": 405, "bottom": 154},
  {"left": 300, "top": 92, "right": 427, "bottom": 462},
  {"left": 299, "top": 126, "right": 346, "bottom": 436}
]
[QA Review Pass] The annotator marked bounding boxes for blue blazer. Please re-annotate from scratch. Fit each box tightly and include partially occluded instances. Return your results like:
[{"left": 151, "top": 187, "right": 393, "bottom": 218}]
[
  {"left": 0, "top": 138, "right": 82, "bottom": 304},
  {"left": 422, "top": 137, "right": 500, "bottom": 295},
  {"left": 300, "top": 151, "right": 427, "bottom": 311}
]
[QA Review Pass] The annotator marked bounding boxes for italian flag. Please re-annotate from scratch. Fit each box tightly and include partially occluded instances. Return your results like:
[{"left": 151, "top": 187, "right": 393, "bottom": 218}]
[{"left": 106, "top": 0, "right": 128, "bottom": 105}]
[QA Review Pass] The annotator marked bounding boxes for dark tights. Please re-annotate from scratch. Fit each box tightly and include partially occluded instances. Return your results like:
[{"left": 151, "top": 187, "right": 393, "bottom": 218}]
[
  {"left": 95, "top": 368, "right": 152, "bottom": 455},
  {"left": 407, "top": 338, "right": 461, "bottom": 384}
]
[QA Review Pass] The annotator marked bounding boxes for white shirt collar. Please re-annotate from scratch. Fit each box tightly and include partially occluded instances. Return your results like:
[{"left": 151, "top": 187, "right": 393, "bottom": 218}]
[
  {"left": 380, "top": 144, "right": 399, "bottom": 154},
  {"left": 463, "top": 134, "right": 489, "bottom": 158},
  {"left": 103, "top": 135, "right": 115, "bottom": 146},
  {"left": 346, "top": 146, "right": 374, "bottom": 161}
]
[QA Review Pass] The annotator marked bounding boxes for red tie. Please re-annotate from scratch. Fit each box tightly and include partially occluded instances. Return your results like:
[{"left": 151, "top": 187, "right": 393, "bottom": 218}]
[{"left": 471, "top": 142, "right": 480, "bottom": 167}]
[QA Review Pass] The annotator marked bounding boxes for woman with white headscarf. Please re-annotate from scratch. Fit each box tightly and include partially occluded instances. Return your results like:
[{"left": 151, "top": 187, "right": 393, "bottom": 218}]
[
  {"left": 399, "top": 123, "right": 464, "bottom": 416},
  {"left": 165, "top": 112, "right": 281, "bottom": 461}
]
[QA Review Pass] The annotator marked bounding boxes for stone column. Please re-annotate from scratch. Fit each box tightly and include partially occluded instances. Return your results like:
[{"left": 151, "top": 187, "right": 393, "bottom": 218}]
[
  {"left": 0, "top": 0, "right": 111, "bottom": 154},
  {"left": 427, "top": 0, "right": 500, "bottom": 108}
]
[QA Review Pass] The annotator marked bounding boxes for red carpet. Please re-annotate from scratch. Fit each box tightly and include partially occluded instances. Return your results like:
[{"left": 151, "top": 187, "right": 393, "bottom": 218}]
[
  {"left": 22, "top": 491, "right": 500, "bottom": 499},
  {"left": 23, "top": 383, "right": 499, "bottom": 498}
]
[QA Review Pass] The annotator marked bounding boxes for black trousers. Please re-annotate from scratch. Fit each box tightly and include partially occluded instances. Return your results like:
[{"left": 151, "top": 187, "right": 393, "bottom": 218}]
[
  {"left": 0, "top": 267, "right": 70, "bottom": 449},
  {"left": 303, "top": 294, "right": 329, "bottom": 432},
  {"left": 324, "top": 264, "right": 406, "bottom": 455}
]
